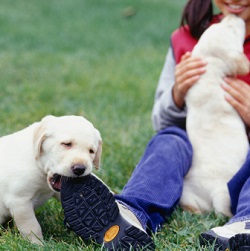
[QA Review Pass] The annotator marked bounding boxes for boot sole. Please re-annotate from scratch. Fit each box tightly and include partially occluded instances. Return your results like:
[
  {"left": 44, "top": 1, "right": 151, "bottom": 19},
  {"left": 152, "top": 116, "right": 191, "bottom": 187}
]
[
  {"left": 60, "top": 174, "right": 154, "bottom": 250},
  {"left": 199, "top": 230, "right": 229, "bottom": 250},
  {"left": 229, "top": 233, "right": 250, "bottom": 251}
]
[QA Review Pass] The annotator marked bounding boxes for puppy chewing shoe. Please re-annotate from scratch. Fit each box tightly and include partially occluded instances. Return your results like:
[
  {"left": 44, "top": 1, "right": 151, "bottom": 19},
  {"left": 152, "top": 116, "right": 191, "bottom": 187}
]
[
  {"left": 200, "top": 221, "right": 250, "bottom": 250},
  {"left": 60, "top": 174, "right": 154, "bottom": 250}
]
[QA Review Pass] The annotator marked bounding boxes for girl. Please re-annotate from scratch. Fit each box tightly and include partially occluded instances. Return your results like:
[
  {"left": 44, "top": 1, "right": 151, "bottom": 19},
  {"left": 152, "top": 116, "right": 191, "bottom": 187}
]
[{"left": 60, "top": 0, "right": 250, "bottom": 250}]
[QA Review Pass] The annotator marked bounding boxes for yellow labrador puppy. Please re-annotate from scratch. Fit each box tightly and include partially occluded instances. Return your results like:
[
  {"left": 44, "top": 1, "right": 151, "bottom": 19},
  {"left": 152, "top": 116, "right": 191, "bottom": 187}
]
[
  {"left": 0, "top": 115, "right": 102, "bottom": 244},
  {"left": 181, "top": 15, "right": 249, "bottom": 217}
]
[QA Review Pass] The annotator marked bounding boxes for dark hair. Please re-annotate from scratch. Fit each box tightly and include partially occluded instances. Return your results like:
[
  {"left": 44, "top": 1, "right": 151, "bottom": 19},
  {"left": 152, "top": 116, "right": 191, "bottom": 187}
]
[{"left": 180, "top": 0, "right": 213, "bottom": 39}]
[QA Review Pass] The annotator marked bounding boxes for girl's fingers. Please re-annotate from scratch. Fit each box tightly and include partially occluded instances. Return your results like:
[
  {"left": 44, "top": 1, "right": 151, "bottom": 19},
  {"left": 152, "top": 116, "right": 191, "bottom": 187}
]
[
  {"left": 173, "top": 53, "right": 207, "bottom": 108},
  {"left": 222, "top": 78, "right": 250, "bottom": 127}
]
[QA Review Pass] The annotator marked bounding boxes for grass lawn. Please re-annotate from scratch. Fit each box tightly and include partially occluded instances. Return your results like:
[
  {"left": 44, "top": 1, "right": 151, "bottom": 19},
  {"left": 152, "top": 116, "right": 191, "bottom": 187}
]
[{"left": 0, "top": 0, "right": 228, "bottom": 250}]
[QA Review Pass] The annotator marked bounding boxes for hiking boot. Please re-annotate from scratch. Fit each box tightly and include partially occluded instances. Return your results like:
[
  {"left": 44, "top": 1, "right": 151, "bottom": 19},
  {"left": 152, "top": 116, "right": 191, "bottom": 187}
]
[
  {"left": 60, "top": 174, "right": 154, "bottom": 250},
  {"left": 200, "top": 229, "right": 230, "bottom": 250},
  {"left": 200, "top": 221, "right": 250, "bottom": 250}
]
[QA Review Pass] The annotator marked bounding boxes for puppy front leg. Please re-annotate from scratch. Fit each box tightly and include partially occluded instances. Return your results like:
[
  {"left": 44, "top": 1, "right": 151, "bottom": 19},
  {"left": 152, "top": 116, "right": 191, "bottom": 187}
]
[{"left": 11, "top": 203, "right": 43, "bottom": 245}]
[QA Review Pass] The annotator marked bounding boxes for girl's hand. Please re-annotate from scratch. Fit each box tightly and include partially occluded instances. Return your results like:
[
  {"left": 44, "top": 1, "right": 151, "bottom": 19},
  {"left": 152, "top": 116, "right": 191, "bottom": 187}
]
[
  {"left": 173, "top": 52, "right": 207, "bottom": 109},
  {"left": 222, "top": 77, "right": 250, "bottom": 128}
]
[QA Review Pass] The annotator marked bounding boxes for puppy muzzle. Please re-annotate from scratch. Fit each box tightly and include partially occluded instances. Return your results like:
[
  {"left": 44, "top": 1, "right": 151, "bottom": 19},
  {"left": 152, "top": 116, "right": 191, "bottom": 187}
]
[{"left": 48, "top": 164, "right": 89, "bottom": 192}]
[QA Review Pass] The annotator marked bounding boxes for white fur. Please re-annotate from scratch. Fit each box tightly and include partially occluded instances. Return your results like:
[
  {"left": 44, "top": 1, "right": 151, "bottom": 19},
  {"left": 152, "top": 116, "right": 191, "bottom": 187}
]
[
  {"left": 180, "top": 15, "right": 249, "bottom": 217},
  {"left": 0, "top": 115, "right": 102, "bottom": 244}
]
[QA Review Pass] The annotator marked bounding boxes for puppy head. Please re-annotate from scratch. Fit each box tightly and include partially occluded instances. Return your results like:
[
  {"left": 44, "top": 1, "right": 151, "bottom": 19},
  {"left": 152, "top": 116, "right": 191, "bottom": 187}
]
[
  {"left": 220, "top": 14, "right": 249, "bottom": 75},
  {"left": 192, "top": 14, "right": 249, "bottom": 76},
  {"left": 33, "top": 115, "right": 102, "bottom": 191},
  {"left": 221, "top": 14, "right": 246, "bottom": 43}
]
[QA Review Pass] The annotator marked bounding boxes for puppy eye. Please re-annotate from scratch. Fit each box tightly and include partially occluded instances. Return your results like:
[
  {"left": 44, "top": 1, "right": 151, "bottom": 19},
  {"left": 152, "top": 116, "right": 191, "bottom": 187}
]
[
  {"left": 89, "top": 149, "right": 95, "bottom": 154},
  {"left": 62, "top": 142, "right": 72, "bottom": 148}
]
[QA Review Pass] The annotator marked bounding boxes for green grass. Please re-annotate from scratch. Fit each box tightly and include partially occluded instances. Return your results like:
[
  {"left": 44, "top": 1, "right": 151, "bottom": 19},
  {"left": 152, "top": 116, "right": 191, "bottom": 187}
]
[{"left": 0, "top": 0, "right": 228, "bottom": 250}]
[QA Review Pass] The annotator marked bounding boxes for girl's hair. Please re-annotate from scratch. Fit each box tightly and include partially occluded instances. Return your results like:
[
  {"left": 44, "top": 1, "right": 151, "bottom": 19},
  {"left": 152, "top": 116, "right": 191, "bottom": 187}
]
[{"left": 180, "top": 0, "right": 213, "bottom": 39}]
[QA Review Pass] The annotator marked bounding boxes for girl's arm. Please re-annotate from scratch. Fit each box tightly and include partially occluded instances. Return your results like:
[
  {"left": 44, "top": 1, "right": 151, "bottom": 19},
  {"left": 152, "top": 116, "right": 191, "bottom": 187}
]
[{"left": 152, "top": 47, "right": 187, "bottom": 131}]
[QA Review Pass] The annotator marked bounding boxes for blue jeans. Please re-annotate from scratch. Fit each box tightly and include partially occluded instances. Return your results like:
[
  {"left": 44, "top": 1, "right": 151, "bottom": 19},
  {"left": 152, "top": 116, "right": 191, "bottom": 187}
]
[
  {"left": 115, "top": 126, "right": 193, "bottom": 233},
  {"left": 228, "top": 149, "right": 250, "bottom": 224},
  {"left": 115, "top": 126, "right": 250, "bottom": 233}
]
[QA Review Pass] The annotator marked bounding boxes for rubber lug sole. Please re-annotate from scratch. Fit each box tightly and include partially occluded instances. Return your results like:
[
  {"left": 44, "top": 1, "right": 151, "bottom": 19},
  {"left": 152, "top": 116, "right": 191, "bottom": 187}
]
[
  {"left": 199, "top": 230, "right": 229, "bottom": 250},
  {"left": 230, "top": 234, "right": 250, "bottom": 251},
  {"left": 60, "top": 174, "right": 154, "bottom": 250}
]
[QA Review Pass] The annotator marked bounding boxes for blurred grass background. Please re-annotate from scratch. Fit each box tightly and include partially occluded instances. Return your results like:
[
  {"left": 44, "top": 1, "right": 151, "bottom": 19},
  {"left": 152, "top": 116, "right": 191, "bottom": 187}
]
[{"left": 0, "top": 0, "right": 227, "bottom": 250}]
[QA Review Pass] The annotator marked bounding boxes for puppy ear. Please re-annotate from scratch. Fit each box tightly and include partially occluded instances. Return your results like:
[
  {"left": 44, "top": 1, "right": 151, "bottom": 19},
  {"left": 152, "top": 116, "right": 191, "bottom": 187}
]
[
  {"left": 216, "top": 51, "right": 250, "bottom": 76},
  {"left": 235, "top": 54, "right": 250, "bottom": 76},
  {"left": 33, "top": 123, "right": 48, "bottom": 160},
  {"left": 93, "top": 129, "right": 102, "bottom": 170}
]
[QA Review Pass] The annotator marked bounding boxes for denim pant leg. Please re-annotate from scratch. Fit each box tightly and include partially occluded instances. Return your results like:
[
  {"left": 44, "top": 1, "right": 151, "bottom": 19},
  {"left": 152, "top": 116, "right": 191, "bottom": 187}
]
[
  {"left": 114, "top": 126, "right": 193, "bottom": 233},
  {"left": 228, "top": 149, "right": 250, "bottom": 223}
]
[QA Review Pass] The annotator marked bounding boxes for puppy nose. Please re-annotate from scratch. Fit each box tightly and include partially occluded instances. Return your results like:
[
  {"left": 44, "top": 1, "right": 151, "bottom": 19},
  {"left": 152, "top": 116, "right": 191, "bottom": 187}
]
[{"left": 72, "top": 164, "right": 86, "bottom": 176}]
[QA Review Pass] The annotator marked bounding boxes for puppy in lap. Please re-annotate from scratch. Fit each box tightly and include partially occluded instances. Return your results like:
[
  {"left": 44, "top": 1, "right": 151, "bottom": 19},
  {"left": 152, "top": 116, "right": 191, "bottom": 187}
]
[{"left": 181, "top": 14, "right": 249, "bottom": 217}]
